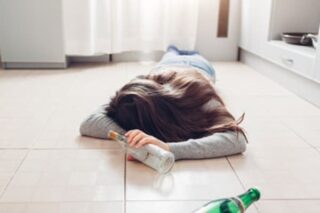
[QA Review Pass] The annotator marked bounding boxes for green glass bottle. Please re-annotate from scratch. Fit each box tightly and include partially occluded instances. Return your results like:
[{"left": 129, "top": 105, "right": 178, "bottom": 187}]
[{"left": 193, "top": 188, "right": 260, "bottom": 213}]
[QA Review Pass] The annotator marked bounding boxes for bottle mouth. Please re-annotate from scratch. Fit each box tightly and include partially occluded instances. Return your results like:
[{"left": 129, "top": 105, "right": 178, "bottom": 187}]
[
  {"left": 158, "top": 154, "right": 175, "bottom": 174},
  {"left": 108, "top": 130, "right": 118, "bottom": 140},
  {"left": 249, "top": 188, "right": 261, "bottom": 201}
]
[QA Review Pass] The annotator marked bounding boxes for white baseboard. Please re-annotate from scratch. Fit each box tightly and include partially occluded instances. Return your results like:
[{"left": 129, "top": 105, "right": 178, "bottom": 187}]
[
  {"left": 67, "top": 54, "right": 110, "bottom": 63},
  {"left": 112, "top": 51, "right": 164, "bottom": 62},
  {"left": 241, "top": 49, "right": 320, "bottom": 108},
  {"left": 67, "top": 51, "right": 164, "bottom": 63},
  {"left": 3, "top": 62, "right": 67, "bottom": 69}
]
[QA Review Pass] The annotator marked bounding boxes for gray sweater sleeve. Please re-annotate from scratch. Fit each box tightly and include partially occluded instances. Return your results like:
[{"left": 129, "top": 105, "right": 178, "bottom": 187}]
[
  {"left": 79, "top": 106, "right": 126, "bottom": 139},
  {"left": 167, "top": 131, "right": 247, "bottom": 160},
  {"left": 79, "top": 107, "right": 246, "bottom": 160}
]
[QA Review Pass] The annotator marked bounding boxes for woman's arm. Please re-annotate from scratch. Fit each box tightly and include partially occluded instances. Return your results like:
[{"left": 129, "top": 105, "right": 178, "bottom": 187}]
[
  {"left": 79, "top": 107, "right": 246, "bottom": 160},
  {"left": 79, "top": 106, "right": 126, "bottom": 139},
  {"left": 167, "top": 131, "right": 247, "bottom": 160}
]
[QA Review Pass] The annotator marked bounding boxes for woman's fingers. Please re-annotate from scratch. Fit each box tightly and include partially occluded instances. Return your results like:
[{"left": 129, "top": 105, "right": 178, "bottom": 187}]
[
  {"left": 125, "top": 130, "right": 158, "bottom": 149},
  {"left": 129, "top": 132, "right": 145, "bottom": 147},
  {"left": 124, "top": 130, "right": 133, "bottom": 137},
  {"left": 135, "top": 137, "right": 150, "bottom": 148},
  {"left": 125, "top": 130, "right": 146, "bottom": 147},
  {"left": 126, "top": 130, "right": 140, "bottom": 143}
]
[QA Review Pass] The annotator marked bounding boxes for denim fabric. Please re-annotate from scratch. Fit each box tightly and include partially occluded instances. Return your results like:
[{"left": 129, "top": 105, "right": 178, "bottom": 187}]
[{"left": 156, "top": 46, "right": 216, "bottom": 78}]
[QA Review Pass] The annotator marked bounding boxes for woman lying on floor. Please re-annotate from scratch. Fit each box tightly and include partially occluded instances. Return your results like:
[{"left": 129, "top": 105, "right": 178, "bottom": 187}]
[{"left": 80, "top": 45, "right": 247, "bottom": 161}]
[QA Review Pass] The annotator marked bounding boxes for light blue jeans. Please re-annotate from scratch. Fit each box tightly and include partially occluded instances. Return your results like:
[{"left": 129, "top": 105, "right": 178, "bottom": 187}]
[{"left": 156, "top": 45, "right": 216, "bottom": 79}]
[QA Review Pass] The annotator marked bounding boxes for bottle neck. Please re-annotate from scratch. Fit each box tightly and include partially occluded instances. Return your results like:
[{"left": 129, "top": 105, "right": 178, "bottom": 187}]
[{"left": 238, "top": 188, "right": 260, "bottom": 209}]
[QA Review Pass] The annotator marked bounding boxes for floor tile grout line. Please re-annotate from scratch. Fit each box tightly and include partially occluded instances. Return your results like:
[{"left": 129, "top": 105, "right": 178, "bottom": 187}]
[
  {"left": 226, "top": 157, "right": 246, "bottom": 190},
  {"left": 0, "top": 201, "right": 125, "bottom": 204},
  {"left": 0, "top": 199, "right": 319, "bottom": 204},
  {"left": 280, "top": 120, "right": 320, "bottom": 154},
  {"left": 0, "top": 148, "right": 122, "bottom": 150},
  {"left": 124, "top": 153, "right": 127, "bottom": 213},
  {"left": 226, "top": 157, "right": 261, "bottom": 213},
  {"left": 120, "top": 198, "right": 320, "bottom": 202},
  {"left": 256, "top": 198, "right": 320, "bottom": 201},
  {"left": 0, "top": 148, "right": 30, "bottom": 150},
  {"left": 0, "top": 148, "right": 31, "bottom": 199}
]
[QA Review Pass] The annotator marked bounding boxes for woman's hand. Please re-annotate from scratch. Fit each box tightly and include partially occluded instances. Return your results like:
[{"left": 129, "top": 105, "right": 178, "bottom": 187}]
[
  {"left": 125, "top": 129, "right": 170, "bottom": 161},
  {"left": 125, "top": 129, "right": 169, "bottom": 150}
]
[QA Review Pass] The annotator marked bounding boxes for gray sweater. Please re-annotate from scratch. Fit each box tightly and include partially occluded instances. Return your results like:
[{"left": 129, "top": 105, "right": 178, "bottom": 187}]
[{"left": 79, "top": 107, "right": 247, "bottom": 160}]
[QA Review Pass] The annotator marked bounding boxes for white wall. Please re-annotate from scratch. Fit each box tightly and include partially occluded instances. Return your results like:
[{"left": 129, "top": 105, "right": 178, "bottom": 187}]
[{"left": 195, "top": 0, "right": 240, "bottom": 61}]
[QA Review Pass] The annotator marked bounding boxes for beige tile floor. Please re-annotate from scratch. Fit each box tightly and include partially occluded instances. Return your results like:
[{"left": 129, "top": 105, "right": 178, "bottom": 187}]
[{"left": 0, "top": 62, "right": 319, "bottom": 212}]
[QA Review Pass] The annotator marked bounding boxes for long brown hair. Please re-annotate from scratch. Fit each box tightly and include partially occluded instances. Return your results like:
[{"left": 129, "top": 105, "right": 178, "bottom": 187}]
[{"left": 106, "top": 69, "right": 247, "bottom": 142}]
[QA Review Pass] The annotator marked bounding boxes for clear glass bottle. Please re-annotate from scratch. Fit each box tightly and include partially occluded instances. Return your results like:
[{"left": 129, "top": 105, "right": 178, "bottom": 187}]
[
  {"left": 193, "top": 188, "right": 261, "bottom": 213},
  {"left": 108, "top": 130, "right": 175, "bottom": 174}
]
